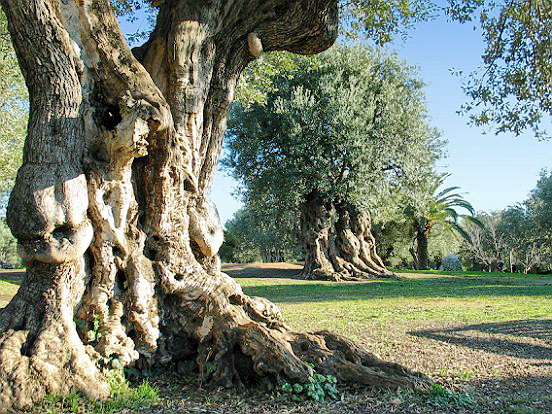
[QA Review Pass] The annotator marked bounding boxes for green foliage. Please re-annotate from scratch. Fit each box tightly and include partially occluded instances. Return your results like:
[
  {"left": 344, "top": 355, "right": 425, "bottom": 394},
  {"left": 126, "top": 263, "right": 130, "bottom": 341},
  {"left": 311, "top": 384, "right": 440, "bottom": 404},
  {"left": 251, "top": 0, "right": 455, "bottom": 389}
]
[
  {"left": 235, "top": 1, "right": 550, "bottom": 138},
  {"left": 462, "top": 171, "right": 552, "bottom": 273},
  {"left": 220, "top": 207, "right": 300, "bottom": 263},
  {"left": 219, "top": 208, "right": 261, "bottom": 263},
  {"left": 0, "top": 218, "right": 20, "bottom": 266},
  {"left": 526, "top": 169, "right": 552, "bottom": 237},
  {"left": 383, "top": 384, "right": 474, "bottom": 410},
  {"left": 372, "top": 197, "right": 464, "bottom": 269},
  {"left": 41, "top": 370, "right": 159, "bottom": 414},
  {"left": 111, "top": 1, "right": 158, "bottom": 43},
  {"left": 281, "top": 372, "right": 339, "bottom": 402},
  {"left": 344, "top": 0, "right": 550, "bottom": 138},
  {"left": 43, "top": 392, "right": 82, "bottom": 414},
  {"left": 343, "top": 0, "right": 437, "bottom": 44},
  {"left": 236, "top": 52, "right": 299, "bottom": 109},
  {"left": 447, "top": 0, "right": 551, "bottom": 139},
  {"left": 426, "top": 384, "right": 475, "bottom": 408},
  {"left": 0, "top": 9, "right": 26, "bottom": 199},
  {"left": 86, "top": 312, "right": 103, "bottom": 343},
  {"left": 401, "top": 173, "right": 480, "bottom": 269},
  {"left": 99, "top": 370, "right": 159, "bottom": 413},
  {"left": 404, "top": 174, "right": 480, "bottom": 236},
  {"left": 225, "top": 45, "right": 443, "bottom": 246}
]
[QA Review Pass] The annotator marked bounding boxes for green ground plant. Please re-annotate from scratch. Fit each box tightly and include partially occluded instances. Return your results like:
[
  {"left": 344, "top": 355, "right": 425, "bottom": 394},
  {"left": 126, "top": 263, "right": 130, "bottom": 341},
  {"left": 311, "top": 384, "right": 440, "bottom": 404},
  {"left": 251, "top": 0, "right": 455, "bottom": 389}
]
[
  {"left": 41, "top": 369, "right": 159, "bottom": 414},
  {"left": 281, "top": 371, "right": 339, "bottom": 402}
]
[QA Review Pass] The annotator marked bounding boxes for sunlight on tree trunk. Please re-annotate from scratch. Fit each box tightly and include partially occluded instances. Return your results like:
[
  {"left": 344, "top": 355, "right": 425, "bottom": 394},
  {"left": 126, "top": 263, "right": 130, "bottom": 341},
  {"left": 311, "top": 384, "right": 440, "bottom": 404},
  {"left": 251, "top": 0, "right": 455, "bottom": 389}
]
[{"left": 301, "top": 192, "right": 394, "bottom": 281}]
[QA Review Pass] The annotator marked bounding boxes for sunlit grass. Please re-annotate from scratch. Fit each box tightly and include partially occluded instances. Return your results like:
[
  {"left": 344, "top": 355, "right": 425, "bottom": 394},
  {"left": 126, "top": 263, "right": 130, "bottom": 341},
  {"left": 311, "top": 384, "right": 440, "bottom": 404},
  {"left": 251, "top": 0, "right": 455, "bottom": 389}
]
[
  {"left": 236, "top": 271, "right": 552, "bottom": 332},
  {"left": 0, "top": 279, "right": 19, "bottom": 308}
]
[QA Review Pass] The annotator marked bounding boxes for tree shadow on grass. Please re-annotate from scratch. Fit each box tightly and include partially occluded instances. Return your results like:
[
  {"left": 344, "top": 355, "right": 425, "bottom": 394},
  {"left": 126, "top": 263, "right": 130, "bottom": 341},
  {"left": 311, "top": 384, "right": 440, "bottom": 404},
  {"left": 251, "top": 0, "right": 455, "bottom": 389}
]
[
  {"left": 411, "top": 320, "right": 552, "bottom": 360},
  {"left": 223, "top": 263, "right": 303, "bottom": 279},
  {"left": 466, "top": 375, "right": 552, "bottom": 412},
  {"left": 239, "top": 277, "right": 552, "bottom": 303},
  {"left": 0, "top": 270, "right": 25, "bottom": 285}
]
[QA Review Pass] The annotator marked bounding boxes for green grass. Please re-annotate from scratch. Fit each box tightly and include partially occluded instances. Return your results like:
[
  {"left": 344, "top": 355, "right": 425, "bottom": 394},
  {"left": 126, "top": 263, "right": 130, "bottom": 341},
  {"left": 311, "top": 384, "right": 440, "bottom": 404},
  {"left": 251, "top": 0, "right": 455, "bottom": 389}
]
[
  {"left": 41, "top": 372, "right": 159, "bottom": 414},
  {"left": 2, "top": 269, "right": 550, "bottom": 330},
  {"left": 236, "top": 271, "right": 552, "bottom": 331},
  {"left": 0, "top": 279, "right": 19, "bottom": 308}
]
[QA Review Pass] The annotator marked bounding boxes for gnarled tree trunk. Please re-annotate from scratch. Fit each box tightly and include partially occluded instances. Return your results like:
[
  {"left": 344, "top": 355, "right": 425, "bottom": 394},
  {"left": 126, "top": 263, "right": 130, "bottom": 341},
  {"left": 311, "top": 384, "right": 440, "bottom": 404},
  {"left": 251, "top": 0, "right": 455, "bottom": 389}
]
[
  {"left": 300, "top": 191, "right": 394, "bottom": 281},
  {"left": 0, "top": 0, "right": 429, "bottom": 410},
  {"left": 411, "top": 222, "right": 430, "bottom": 270}
]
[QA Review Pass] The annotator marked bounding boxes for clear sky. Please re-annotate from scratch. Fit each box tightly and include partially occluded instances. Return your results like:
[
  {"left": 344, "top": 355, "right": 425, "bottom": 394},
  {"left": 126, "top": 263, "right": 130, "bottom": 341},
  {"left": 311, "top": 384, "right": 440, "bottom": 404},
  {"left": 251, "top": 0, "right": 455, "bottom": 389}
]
[{"left": 120, "top": 11, "right": 552, "bottom": 226}]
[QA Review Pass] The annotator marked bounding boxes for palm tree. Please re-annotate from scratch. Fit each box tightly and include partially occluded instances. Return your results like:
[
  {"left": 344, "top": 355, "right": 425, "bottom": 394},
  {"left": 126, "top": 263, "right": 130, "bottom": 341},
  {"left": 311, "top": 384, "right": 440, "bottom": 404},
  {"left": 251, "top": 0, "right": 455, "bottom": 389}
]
[{"left": 405, "top": 175, "right": 481, "bottom": 270}]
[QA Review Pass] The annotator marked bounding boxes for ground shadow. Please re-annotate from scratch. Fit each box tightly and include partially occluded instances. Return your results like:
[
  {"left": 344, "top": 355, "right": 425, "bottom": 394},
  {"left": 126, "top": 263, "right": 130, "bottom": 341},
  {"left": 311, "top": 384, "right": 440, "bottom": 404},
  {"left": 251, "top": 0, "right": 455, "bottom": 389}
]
[
  {"left": 238, "top": 277, "right": 552, "bottom": 303},
  {"left": 411, "top": 319, "right": 552, "bottom": 360},
  {"left": 0, "top": 270, "right": 24, "bottom": 285},
  {"left": 466, "top": 375, "right": 552, "bottom": 412},
  {"left": 223, "top": 263, "right": 303, "bottom": 279}
]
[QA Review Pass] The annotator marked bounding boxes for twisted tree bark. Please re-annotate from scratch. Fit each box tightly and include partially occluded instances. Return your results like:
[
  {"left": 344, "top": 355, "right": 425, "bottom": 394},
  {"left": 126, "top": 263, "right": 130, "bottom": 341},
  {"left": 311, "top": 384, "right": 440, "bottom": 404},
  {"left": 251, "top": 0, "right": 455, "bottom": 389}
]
[
  {"left": 0, "top": 0, "right": 429, "bottom": 410},
  {"left": 301, "top": 191, "right": 395, "bottom": 281}
]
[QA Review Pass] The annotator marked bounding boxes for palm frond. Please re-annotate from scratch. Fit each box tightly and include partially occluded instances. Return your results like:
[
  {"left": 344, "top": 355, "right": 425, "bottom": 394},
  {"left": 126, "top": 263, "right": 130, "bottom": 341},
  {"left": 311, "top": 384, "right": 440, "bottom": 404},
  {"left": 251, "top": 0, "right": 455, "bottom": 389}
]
[
  {"left": 444, "top": 207, "right": 459, "bottom": 222},
  {"left": 435, "top": 186, "right": 461, "bottom": 199},
  {"left": 450, "top": 221, "right": 472, "bottom": 242},
  {"left": 445, "top": 199, "right": 475, "bottom": 215},
  {"left": 462, "top": 215, "right": 485, "bottom": 229}
]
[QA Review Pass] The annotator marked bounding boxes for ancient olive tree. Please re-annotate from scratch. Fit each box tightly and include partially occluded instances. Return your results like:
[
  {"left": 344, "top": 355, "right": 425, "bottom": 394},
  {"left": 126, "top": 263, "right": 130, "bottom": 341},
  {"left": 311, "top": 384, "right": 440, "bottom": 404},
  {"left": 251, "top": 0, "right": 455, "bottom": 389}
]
[
  {"left": 0, "top": 0, "right": 430, "bottom": 410},
  {"left": 225, "top": 46, "right": 443, "bottom": 281}
]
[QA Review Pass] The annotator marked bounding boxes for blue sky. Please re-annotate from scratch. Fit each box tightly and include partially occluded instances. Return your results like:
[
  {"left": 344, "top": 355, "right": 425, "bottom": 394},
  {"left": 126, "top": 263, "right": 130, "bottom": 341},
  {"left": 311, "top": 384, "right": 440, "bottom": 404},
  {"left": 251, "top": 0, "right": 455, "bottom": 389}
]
[{"left": 120, "top": 11, "right": 552, "bottom": 226}]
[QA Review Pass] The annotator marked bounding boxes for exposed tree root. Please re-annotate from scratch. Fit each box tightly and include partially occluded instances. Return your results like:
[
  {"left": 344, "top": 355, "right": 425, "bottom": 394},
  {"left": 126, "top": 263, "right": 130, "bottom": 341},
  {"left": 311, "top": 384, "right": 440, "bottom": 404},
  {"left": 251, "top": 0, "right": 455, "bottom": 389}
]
[
  {"left": 0, "top": 263, "right": 109, "bottom": 411},
  {"left": 152, "top": 256, "right": 430, "bottom": 393},
  {"left": 188, "top": 304, "right": 430, "bottom": 391}
]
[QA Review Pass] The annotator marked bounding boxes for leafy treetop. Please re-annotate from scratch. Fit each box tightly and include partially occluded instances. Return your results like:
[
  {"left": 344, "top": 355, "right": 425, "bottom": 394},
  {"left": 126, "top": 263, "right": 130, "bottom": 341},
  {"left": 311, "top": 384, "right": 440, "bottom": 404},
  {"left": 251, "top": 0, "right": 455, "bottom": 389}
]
[{"left": 225, "top": 45, "right": 444, "bottom": 216}]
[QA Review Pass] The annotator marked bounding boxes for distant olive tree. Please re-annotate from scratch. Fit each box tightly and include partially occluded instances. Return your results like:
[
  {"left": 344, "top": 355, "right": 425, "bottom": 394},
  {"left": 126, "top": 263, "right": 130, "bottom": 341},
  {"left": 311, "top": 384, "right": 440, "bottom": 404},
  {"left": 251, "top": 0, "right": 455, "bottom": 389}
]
[
  {"left": 220, "top": 206, "right": 300, "bottom": 264},
  {"left": 0, "top": 9, "right": 26, "bottom": 199},
  {"left": 0, "top": 218, "right": 19, "bottom": 266},
  {"left": 225, "top": 45, "right": 443, "bottom": 280}
]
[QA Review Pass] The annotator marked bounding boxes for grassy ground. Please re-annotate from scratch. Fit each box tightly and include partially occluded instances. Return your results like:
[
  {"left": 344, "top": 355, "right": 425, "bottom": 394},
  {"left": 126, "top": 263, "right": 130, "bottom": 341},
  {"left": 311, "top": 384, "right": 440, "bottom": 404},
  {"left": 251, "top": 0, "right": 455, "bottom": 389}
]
[{"left": 1, "top": 264, "right": 551, "bottom": 413}]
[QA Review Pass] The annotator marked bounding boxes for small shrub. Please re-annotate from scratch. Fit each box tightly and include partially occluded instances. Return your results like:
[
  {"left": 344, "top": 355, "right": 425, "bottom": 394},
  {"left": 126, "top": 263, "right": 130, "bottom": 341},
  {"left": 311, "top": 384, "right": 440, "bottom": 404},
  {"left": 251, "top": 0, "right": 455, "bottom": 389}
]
[
  {"left": 439, "top": 254, "right": 463, "bottom": 271},
  {"left": 281, "top": 372, "right": 339, "bottom": 402},
  {"left": 428, "top": 384, "right": 474, "bottom": 408}
]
